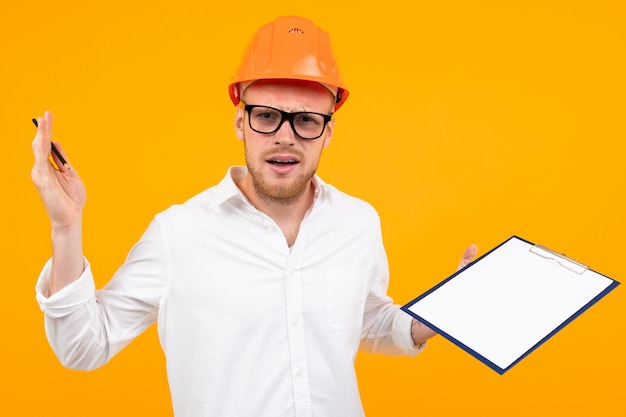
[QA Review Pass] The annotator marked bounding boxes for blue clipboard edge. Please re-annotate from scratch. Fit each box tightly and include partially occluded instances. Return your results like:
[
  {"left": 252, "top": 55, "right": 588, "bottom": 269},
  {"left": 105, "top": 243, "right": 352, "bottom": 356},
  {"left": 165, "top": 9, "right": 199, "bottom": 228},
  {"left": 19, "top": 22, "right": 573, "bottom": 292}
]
[{"left": 400, "top": 235, "right": 621, "bottom": 375}]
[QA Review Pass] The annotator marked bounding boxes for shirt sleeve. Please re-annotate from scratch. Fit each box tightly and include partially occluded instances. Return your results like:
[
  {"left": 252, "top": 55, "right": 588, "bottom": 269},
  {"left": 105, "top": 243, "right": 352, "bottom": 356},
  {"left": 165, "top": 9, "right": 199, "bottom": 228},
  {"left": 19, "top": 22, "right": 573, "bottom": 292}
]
[
  {"left": 359, "top": 232, "right": 426, "bottom": 357},
  {"left": 34, "top": 217, "right": 167, "bottom": 370},
  {"left": 36, "top": 258, "right": 96, "bottom": 318}
]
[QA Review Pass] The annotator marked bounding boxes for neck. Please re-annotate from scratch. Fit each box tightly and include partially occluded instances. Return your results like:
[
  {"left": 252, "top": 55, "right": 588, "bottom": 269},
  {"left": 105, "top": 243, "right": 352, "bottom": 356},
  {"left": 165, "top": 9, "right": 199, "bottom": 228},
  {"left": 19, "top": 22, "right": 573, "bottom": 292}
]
[{"left": 237, "top": 174, "right": 315, "bottom": 247}]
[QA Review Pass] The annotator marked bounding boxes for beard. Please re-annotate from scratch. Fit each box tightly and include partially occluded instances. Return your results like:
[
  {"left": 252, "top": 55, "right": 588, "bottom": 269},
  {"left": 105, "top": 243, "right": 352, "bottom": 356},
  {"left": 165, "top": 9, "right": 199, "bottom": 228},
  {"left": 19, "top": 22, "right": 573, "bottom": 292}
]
[{"left": 245, "top": 149, "right": 321, "bottom": 206}]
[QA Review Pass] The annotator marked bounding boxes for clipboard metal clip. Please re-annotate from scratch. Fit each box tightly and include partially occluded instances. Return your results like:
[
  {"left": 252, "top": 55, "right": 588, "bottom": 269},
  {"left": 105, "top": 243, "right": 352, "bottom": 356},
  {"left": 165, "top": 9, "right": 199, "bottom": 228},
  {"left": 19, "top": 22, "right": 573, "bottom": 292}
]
[{"left": 529, "top": 244, "right": 589, "bottom": 275}]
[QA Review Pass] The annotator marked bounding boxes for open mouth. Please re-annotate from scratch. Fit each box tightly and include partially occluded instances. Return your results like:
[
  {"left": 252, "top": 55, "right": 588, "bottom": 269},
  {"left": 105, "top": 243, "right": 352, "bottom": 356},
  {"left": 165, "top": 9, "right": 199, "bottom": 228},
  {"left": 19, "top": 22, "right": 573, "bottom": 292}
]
[{"left": 267, "top": 158, "right": 299, "bottom": 165}]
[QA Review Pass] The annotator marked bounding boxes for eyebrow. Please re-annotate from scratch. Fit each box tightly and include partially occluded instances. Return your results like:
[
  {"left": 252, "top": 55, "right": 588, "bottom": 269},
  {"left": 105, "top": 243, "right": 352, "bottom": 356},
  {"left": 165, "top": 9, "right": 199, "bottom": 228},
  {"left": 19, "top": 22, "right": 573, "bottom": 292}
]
[{"left": 248, "top": 103, "right": 332, "bottom": 115}]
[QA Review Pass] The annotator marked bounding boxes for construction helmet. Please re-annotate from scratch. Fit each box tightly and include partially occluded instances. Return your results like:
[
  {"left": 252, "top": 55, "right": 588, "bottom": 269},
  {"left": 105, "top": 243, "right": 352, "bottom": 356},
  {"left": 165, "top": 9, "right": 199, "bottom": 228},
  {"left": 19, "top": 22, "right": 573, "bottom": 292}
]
[{"left": 229, "top": 16, "right": 349, "bottom": 111}]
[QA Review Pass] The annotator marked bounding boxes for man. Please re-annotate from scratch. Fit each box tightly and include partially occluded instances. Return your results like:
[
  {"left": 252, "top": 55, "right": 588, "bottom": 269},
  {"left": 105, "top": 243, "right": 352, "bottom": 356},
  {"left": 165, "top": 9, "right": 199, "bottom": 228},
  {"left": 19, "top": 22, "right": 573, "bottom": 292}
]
[{"left": 32, "top": 16, "right": 476, "bottom": 417}]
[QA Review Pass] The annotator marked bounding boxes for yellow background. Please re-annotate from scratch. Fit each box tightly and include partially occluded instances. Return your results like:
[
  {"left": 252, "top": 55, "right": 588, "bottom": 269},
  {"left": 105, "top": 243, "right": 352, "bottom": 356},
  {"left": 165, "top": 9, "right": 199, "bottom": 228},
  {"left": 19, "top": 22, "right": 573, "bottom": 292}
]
[{"left": 1, "top": 1, "right": 624, "bottom": 415}]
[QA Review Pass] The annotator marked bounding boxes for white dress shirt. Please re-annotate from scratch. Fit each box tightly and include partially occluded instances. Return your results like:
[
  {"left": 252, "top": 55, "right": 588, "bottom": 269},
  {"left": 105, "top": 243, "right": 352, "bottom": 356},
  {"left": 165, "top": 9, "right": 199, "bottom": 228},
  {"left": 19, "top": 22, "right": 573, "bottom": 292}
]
[{"left": 36, "top": 167, "right": 423, "bottom": 417}]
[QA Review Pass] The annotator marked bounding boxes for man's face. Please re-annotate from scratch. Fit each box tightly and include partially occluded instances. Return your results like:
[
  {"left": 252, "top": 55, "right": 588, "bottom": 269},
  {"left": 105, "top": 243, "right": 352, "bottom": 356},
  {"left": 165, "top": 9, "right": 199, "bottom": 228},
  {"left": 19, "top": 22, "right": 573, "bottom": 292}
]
[{"left": 234, "top": 79, "right": 335, "bottom": 204}]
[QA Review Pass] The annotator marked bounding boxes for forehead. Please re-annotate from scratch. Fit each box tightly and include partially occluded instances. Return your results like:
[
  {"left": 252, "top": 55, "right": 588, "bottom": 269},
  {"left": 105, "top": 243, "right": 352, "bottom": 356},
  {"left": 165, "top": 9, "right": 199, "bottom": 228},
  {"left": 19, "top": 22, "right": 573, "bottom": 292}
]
[{"left": 243, "top": 79, "right": 334, "bottom": 111}]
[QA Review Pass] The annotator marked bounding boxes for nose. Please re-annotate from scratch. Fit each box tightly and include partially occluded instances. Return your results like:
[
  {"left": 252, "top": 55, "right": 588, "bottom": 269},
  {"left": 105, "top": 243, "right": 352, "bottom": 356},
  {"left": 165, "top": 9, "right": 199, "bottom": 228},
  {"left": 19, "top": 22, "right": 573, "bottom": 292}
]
[{"left": 273, "top": 117, "right": 297, "bottom": 145}]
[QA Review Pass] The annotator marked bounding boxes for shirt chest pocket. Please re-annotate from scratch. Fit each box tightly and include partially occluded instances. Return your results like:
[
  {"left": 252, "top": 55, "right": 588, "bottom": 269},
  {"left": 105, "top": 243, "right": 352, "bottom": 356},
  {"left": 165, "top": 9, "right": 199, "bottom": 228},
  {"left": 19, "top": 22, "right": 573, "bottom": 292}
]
[{"left": 325, "top": 269, "right": 368, "bottom": 333}]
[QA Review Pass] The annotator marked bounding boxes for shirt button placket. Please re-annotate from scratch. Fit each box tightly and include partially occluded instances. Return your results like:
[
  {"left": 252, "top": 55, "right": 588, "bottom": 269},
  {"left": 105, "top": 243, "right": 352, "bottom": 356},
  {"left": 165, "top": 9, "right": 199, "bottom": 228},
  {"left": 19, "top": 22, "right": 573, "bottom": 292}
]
[{"left": 284, "top": 266, "right": 311, "bottom": 417}]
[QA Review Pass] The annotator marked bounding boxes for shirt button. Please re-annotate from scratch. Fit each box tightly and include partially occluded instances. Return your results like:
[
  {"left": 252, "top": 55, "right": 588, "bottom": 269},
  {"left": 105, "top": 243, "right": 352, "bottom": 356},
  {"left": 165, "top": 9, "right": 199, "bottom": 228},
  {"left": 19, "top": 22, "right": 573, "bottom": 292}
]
[
  {"left": 291, "top": 319, "right": 299, "bottom": 326},
  {"left": 296, "top": 370, "right": 303, "bottom": 377}
]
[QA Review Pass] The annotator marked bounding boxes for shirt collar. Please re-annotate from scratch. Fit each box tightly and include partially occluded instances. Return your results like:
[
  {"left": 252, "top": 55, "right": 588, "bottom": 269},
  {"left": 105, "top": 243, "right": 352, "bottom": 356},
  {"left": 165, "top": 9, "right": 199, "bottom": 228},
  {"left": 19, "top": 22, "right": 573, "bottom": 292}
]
[
  {"left": 206, "top": 166, "right": 248, "bottom": 210},
  {"left": 207, "top": 166, "right": 327, "bottom": 210}
]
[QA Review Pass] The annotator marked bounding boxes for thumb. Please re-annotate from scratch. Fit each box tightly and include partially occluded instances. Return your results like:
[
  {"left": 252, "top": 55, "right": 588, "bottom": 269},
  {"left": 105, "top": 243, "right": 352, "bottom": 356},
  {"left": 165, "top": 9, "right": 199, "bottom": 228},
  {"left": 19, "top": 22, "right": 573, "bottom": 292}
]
[{"left": 458, "top": 244, "right": 478, "bottom": 270}]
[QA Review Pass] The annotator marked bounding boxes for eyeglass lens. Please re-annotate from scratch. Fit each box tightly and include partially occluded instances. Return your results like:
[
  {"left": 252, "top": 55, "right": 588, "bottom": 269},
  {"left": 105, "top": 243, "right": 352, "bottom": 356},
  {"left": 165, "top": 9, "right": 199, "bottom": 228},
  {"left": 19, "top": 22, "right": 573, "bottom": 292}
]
[{"left": 247, "top": 106, "right": 329, "bottom": 139}]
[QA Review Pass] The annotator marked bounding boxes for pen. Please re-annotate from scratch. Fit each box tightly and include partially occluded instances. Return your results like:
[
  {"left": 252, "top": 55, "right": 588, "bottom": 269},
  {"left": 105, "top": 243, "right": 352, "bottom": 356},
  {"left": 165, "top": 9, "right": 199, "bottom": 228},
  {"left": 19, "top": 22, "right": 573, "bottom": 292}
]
[{"left": 32, "top": 118, "right": 69, "bottom": 167}]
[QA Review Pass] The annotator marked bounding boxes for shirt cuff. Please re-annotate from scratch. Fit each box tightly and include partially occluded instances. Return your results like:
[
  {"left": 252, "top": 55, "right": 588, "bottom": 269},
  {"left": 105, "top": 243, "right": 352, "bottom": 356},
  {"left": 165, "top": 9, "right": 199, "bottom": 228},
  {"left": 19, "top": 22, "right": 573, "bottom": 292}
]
[
  {"left": 35, "top": 258, "right": 95, "bottom": 318},
  {"left": 393, "top": 309, "right": 427, "bottom": 356}
]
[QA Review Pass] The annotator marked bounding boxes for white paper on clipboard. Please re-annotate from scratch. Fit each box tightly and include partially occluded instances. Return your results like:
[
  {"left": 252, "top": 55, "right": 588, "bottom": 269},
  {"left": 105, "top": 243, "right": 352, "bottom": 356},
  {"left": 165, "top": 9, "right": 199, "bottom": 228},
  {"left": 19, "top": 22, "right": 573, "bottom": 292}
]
[{"left": 402, "top": 236, "right": 619, "bottom": 374}]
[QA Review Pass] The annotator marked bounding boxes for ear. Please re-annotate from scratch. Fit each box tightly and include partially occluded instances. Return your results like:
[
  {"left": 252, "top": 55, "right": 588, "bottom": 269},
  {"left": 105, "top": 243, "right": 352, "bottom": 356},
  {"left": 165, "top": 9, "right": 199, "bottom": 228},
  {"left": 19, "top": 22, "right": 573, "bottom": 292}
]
[
  {"left": 322, "top": 118, "right": 334, "bottom": 148},
  {"left": 234, "top": 108, "right": 245, "bottom": 140}
]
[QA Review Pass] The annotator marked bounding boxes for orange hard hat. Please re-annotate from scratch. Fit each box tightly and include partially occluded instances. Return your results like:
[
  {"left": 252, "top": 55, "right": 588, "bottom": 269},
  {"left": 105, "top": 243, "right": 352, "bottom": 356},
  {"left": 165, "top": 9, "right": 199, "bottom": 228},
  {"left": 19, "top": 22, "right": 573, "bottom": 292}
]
[{"left": 229, "top": 16, "right": 349, "bottom": 111}]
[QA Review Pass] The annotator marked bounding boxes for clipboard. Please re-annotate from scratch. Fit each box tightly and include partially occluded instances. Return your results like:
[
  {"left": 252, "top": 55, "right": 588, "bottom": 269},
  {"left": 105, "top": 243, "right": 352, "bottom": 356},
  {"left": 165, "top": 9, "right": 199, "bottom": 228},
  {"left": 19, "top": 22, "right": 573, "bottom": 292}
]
[{"left": 401, "top": 236, "right": 619, "bottom": 374}]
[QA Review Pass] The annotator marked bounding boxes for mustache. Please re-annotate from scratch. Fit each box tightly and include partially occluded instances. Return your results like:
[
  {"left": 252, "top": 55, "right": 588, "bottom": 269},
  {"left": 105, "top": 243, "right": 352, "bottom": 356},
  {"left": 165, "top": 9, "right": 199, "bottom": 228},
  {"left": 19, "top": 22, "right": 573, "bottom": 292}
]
[{"left": 261, "top": 148, "right": 304, "bottom": 160}]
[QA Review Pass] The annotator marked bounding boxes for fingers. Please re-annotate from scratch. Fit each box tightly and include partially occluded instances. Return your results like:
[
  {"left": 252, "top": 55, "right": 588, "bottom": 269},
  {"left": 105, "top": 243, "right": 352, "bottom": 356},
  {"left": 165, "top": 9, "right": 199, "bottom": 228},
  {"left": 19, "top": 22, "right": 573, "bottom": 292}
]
[
  {"left": 32, "top": 111, "right": 70, "bottom": 171},
  {"left": 32, "top": 114, "right": 52, "bottom": 166},
  {"left": 31, "top": 111, "right": 61, "bottom": 191},
  {"left": 45, "top": 110, "right": 53, "bottom": 140},
  {"left": 458, "top": 244, "right": 478, "bottom": 270}
]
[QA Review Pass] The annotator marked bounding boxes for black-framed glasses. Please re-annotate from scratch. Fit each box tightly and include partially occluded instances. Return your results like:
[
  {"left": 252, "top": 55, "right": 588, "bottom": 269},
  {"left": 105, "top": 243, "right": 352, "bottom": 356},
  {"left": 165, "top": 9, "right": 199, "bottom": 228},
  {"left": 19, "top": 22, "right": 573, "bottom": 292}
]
[{"left": 240, "top": 102, "right": 333, "bottom": 140}]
